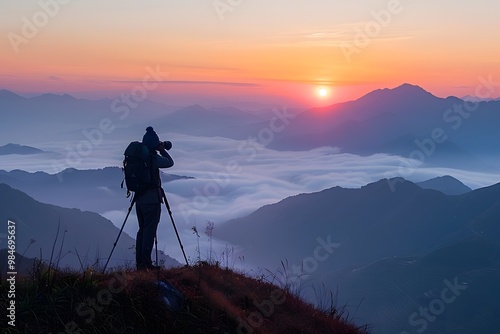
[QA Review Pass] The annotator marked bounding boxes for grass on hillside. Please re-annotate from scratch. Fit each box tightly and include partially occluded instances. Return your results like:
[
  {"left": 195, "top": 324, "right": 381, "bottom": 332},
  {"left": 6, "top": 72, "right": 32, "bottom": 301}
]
[{"left": 1, "top": 259, "right": 368, "bottom": 334}]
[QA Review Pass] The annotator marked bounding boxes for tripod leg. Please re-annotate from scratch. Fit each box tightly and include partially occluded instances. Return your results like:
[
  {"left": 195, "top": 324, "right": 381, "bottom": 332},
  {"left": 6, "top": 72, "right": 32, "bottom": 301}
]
[
  {"left": 160, "top": 188, "right": 189, "bottom": 266},
  {"left": 102, "top": 195, "right": 135, "bottom": 273},
  {"left": 155, "top": 235, "right": 158, "bottom": 266},
  {"left": 155, "top": 234, "right": 160, "bottom": 289}
]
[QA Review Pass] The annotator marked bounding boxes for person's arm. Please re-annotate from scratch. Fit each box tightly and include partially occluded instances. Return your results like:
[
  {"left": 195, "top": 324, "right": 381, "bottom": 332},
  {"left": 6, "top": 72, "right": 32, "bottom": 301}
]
[{"left": 156, "top": 149, "right": 174, "bottom": 168}]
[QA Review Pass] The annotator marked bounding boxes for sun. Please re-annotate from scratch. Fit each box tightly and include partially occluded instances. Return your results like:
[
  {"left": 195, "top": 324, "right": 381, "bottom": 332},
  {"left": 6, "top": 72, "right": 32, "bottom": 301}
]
[{"left": 316, "top": 87, "right": 330, "bottom": 98}]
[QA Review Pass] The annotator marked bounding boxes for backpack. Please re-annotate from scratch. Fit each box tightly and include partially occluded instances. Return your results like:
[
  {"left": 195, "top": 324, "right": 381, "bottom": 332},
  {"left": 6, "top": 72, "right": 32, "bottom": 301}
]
[{"left": 121, "top": 141, "right": 154, "bottom": 197}]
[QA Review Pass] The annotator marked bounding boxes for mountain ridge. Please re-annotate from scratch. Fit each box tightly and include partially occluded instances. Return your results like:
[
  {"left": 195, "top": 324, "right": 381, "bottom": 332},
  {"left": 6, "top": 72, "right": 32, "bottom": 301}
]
[
  {"left": 215, "top": 177, "right": 500, "bottom": 332},
  {"left": 326, "top": 236, "right": 500, "bottom": 333},
  {"left": 416, "top": 175, "right": 472, "bottom": 195},
  {"left": 267, "top": 83, "right": 500, "bottom": 170},
  {"left": 0, "top": 167, "right": 193, "bottom": 213},
  {"left": 0, "top": 143, "right": 50, "bottom": 155},
  {"left": 356, "top": 83, "right": 440, "bottom": 105},
  {"left": 0, "top": 183, "right": 180, "bottom": 269},
  {"left": 216, "top": 178, "right": 500, "bottom": 270}
]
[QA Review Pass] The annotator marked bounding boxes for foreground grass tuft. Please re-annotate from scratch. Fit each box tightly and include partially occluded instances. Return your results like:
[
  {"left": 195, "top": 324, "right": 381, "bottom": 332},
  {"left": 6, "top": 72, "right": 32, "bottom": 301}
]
[{"left": 1, "top": 261, "right": 368, "bottom": 334}]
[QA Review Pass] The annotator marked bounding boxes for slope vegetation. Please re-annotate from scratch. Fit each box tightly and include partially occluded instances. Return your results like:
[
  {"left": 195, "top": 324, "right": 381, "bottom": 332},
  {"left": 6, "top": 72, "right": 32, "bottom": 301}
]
[{"left": 1, "top": 263, "right": 367, "bottom": 334}]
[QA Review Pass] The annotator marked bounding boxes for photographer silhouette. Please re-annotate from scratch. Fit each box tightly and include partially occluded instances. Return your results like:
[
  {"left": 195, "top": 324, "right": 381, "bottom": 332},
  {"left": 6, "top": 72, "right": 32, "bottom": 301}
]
[{"left": 135, "top": 126, "right": 174, "bottom": 271}]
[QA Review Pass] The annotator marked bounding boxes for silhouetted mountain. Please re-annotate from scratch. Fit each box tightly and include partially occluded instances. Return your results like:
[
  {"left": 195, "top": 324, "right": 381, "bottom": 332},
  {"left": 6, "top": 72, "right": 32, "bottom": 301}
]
[
  {"left": 417, "top": 175, "right": 472, "bottom": 195},
  {"left": 0, "top": 143, "right": 51, "bottom": 155},
  {"left": 0, "top": 167, "right": 193, "bottom": 213},
  {"left": 462, "top": 95, "right": 500, "bottom": 102},
  {"left": 327, "top": 237, "right": 500, "bottom": 333},
  {"left": 0, "top": 89, "right": 175, "bottom": 141},
  {"left": 0, "top": 183, "right": 180, "bottom": 269},
  {"left": 216, "top": 178, "right": 500, "bottom": 332},
  {"left": 269, "top": 84, "right": 500, "bottom": 169},
  {"left": 217, "top": 178, "right": 500, "bottom": 273},
  {"left": 0, "top": 89, "right": 19, "bottom": 99},
  {"left": 352, "top": 83, "right": 441, "bottom": 117},
  {"left": 144, "top": 104, "right": 267, "bottom": 137}
]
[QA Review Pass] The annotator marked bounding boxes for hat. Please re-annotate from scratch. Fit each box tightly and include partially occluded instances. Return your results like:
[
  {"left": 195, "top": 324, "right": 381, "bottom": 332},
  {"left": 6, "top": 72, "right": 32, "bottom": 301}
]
[{"left": 142, "top": 126, "right": 160, "bottom": 149}]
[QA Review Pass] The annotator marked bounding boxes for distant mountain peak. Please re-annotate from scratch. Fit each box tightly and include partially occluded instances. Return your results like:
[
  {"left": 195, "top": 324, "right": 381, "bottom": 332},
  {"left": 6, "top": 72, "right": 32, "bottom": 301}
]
[
  {"left": 34, "top": 92, "right": 77, "bottom": 102},
  {"left": 180, "top": 104, "right": 207, "bottom": 111},
  {"left": 357, "top": 83, "right": 438, "bottom": 105},
  {"left": 380, "top": 83, "right": 433, "bottom": 96},
  {"left": 362, "top": 177, "right": 421, "bottom": 193},
  {"left": 417, "top": 175, "right": 472, "bottom": 195},
  {"left": 0, "top": 89, "right": 21, "bottom": 99},
  {"left": 169, "top": 104, "right": 209, "bottom": 117},
  {"left": 395, "top": 83, "right": 428, "bottom": 91},
  {"left": 0, "top": 143, "right": 46, "bottom": 156}
]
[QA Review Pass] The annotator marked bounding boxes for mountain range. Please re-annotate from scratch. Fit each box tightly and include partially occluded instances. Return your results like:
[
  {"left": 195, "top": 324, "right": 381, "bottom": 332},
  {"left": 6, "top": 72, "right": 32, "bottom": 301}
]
[
  {"left": 0, "top": 143, "right": 54, "bottom": 156},
  {"left": 0, "top": 89, "right": 285, "bottom": 143},
  {"left": 215, "top": 177, "right": 500, "bottom": 333},
  {"left": 267, "top": 84, "right": 500, "bottom": 170},
  {"left": 3, "top": 84, "right": 499, "bottom": 173},
  {"left": 2, "top": 83, "right": 499, "bottom": 333},
  {"left": 217, "top": 177, "right": 500, "bottom": 271},
  {"left": 144, "top": 104, "right": 268, "bottom": 137},
  {"left": 0, "top": 167, "right": 192, "bottom": 213},
  {"left": 0, "top": 183, "right": 180, "bottom": 270},
  {"left": 0, "top": 89, "right": 176, "bottom": 140}
]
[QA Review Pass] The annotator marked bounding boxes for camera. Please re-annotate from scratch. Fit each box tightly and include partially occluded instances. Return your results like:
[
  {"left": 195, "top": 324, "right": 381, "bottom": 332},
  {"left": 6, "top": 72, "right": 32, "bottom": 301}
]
[{"left": 161, "top": 141, "right": 172, "bottom": 151}]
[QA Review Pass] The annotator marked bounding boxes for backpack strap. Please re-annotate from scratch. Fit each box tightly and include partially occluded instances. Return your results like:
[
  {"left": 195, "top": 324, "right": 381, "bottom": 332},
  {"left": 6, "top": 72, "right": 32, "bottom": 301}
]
[{"left": 149, "top": 152, "right": 160, "bottom": 188}]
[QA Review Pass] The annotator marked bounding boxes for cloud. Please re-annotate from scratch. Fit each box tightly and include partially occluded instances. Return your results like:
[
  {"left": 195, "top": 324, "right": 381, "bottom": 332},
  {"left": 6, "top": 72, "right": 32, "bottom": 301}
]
[
  {"left": 3, "top": 131, "right": 500, "bottom": 264},
  {"left": 109, "top": 80, "right": 261, "bottom": 87},
  {"left": 165, "top": 63, "right": 244, "bottom": 73},
  {"left": 5, "top": 133, "right": 500, "bottom": 224},
  {"left": 267, "top": 25, "right": 418, "bottom": 48},
  {"left": 97, "top": 186, "right": 114, "bottom": 195},
  {"left": 152, "top": 134, "right": 500, "bottom": 229}
]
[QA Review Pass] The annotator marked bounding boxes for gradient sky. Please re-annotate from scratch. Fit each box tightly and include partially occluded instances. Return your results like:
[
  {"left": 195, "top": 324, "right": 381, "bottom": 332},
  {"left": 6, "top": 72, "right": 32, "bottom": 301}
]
[{"left": 1, "top": 0, "right": 500, "bottom": 106}]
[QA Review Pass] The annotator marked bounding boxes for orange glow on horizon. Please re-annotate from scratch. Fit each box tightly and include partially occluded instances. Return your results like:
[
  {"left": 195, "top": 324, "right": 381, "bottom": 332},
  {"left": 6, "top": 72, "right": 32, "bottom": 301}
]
[{"left": 0, "top": 3, "right": 499, "bottom": 104}]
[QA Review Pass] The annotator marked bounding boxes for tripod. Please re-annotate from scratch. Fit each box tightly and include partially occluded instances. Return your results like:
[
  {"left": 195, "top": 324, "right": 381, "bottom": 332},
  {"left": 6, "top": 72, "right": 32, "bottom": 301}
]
[
  {"left": 102, "top": 194, "right": 136, "bottom": 273},
  {"left": 102, "top": 187, "right": 189, "bottom": 273},
  {"left": 160, "top": 187, "right": 189, "bottom": 266}
]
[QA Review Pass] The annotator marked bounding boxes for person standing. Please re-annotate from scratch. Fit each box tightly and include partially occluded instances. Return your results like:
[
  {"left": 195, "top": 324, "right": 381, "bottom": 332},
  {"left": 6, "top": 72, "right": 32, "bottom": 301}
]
[{"left": 135, "top": 126, "right": 174, "bottom": 271}]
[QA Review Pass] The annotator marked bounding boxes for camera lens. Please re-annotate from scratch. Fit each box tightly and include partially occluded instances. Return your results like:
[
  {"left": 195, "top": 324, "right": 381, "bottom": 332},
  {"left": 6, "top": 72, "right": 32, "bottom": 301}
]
[{"left": 163, "top": 141, "right": 172, "bottom": 150}]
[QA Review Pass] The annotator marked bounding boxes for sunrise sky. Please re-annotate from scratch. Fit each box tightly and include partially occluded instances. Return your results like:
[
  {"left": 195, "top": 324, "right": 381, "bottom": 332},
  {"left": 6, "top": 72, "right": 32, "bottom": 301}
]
[{"left": 1, "top": 0, "right": 500, "bottom": 106}]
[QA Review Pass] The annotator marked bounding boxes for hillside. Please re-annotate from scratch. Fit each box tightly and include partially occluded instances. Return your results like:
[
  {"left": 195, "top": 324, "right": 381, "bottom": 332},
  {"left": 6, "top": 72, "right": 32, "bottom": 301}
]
[
  {"left": 0, "top": 263, "right": 367, "bottom": 334},
  {"left": 216, "top": 178, "right": 500, "bottom": 333},
  {"left": 217, "top": 178, "right": 500, "bottom": 271},
  {"left": 326, "top": 237, "right": 500, "bottom": 333},
  {"left": 0, "top": 183, "right": 179, "bottom": 269},
  {"left": 0, "top": 167, "right": 192, "bottom": 213}
]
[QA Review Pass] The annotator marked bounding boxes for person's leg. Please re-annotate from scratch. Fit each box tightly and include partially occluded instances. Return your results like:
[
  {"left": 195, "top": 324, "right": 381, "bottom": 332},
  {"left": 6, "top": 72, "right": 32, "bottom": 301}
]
[
  {"left": 136, "top": 204, "right": 145, "bottom": 269},
  {"left": 140, "top": 204, "right": 161, "bottom": 267}
]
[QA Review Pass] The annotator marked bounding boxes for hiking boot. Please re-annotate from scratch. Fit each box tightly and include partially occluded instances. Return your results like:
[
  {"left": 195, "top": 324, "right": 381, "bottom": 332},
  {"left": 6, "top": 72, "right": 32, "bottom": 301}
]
[
  {"left": 146, "top": 264, "right": 161, "bottom": 271},
  {"left": 137, "top": 264, "right": 161, "bottom": 271}
]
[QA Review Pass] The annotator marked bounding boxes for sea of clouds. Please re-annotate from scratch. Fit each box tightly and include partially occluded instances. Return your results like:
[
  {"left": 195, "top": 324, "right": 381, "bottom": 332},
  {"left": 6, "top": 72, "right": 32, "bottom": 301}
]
[{"left": 2, "top": 131, "right": 500, "bottom": 264}]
